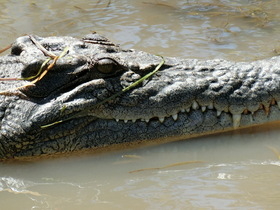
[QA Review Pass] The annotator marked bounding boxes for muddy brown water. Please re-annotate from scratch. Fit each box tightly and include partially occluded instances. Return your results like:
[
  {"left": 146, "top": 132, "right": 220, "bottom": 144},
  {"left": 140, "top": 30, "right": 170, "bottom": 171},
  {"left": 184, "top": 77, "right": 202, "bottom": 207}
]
[{"left": 0, "top": 0, "right": 280, "bottom": 209}]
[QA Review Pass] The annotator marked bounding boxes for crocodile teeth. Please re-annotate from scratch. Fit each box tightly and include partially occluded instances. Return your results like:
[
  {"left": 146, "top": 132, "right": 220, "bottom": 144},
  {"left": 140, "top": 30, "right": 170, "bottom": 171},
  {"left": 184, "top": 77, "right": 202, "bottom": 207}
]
[
  {"left": 159, "top": 117, "right": 165, "bottom": 123},
  {"left": 187, "top": 108, "right": 190, "bottom": 112},
  {"left": 277, "top": 100, "right": 280, "bottom": 109},
  {"left": 124, "top": 119, "right": 128, "bottom": 123},
  {"left": 115, "top": 119, "right": 119, "bottom": 122},
  {"left": 207, "top": 102, "right": 214, "bottom": 109},
  {"left": 264, "top": 106, "right": 270, "bottom": 116},
  {"left": 172, "top": 114, "right": 178, "bottom": 121},
  {"left": 249, "top": 114, "right": 253, "bottom": 122},
  {"left": 132, "top": 119, "right": 136, "bottom": 123},
  {"left": 232, "top": 114, "right": 241, "bottom": 128},
  {"left": 192, "top": 101, "right": 199, "bottom": 110},
  {"left": 145, "top": 119, "right": 149, "bottom": 123},
  {"left": 201, "top": 106, "right": 206, "bottom": 112},
  {"left": 217, "top": 110, "right": 222, "bottom": 116},
  {"left": 180, "top": 108, "right": 186, "bottom": 112}
]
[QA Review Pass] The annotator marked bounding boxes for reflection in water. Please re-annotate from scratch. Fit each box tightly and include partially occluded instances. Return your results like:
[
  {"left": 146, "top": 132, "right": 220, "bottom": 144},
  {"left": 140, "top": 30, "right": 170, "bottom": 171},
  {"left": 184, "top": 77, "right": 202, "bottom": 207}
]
[
  {"left": 1, "top": 123, "right": 280, "bottom": 209},
  {"left": 0, "top": 0, "right": 279, "bottom": 60},
  {"left": 1, "top": 160, "right": 280, "bottom": 209},
  {"left": 0, "top": 0, "right": 280, "bottom": 209}
]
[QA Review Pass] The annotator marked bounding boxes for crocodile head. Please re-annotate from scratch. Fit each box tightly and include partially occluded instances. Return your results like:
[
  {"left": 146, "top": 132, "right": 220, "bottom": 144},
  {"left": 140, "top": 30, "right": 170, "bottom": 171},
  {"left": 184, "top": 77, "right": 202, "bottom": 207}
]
[{"left": 0, "top": 33, "right": 280, "bottom": 160}]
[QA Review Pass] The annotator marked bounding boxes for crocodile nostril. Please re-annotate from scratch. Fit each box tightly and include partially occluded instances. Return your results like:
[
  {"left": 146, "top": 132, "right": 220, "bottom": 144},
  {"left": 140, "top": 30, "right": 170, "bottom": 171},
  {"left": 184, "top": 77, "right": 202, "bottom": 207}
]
[{"left": 11, "top": 45, "right": 23, "bottom": 56}]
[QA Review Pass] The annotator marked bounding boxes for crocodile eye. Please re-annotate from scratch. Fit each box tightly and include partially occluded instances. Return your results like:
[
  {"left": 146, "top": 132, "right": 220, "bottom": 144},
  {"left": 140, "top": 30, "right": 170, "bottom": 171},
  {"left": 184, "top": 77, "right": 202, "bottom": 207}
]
[{"left": 97, "top": 58, "right": 116, "bottom": 74}]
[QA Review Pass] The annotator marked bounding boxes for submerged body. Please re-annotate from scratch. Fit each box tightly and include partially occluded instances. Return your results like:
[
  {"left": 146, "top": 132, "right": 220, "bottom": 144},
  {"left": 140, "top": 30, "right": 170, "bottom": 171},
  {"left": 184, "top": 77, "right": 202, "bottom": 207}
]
[{"left": 0, "top": 33, "right": 279, "bottom": 160}]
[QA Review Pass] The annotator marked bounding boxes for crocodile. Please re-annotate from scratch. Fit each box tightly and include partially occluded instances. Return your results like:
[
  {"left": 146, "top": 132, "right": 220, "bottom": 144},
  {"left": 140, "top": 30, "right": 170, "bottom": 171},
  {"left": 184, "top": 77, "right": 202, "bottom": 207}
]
[{"left": 0, "top": 33, "right": 280, "bottom": 160}]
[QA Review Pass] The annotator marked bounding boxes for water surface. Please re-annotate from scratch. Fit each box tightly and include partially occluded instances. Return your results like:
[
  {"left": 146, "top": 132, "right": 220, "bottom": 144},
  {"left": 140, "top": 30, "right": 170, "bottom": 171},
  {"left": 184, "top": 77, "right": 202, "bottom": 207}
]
[{"left": 0, "top": 0, "right": 280, "bottom": 209}]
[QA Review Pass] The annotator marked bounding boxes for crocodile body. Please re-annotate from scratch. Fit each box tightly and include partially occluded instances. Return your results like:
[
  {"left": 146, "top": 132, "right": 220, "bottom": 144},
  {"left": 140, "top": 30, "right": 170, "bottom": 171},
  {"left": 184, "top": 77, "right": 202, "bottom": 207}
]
[{"left": 0, "top": 33, "right": 280, "bottom": 160}]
